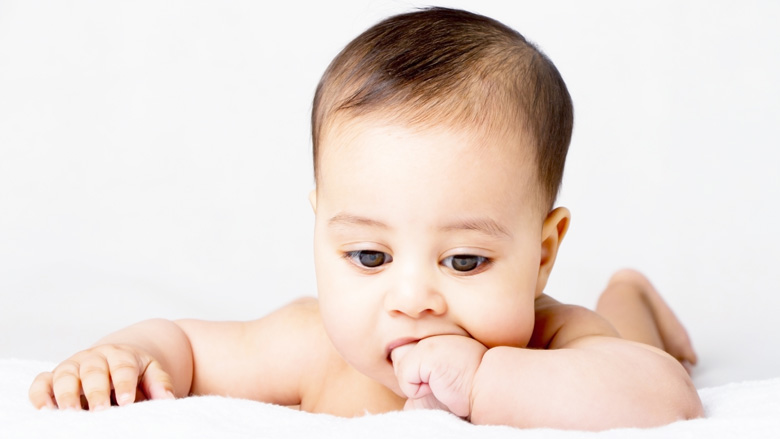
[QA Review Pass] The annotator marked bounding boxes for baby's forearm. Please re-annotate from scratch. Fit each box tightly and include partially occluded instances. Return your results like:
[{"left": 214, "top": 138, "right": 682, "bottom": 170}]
[
  {"left": 470, "top": 337, "right": 702, "bottom": 430},
  {"left": 93, "top": 318, "right": 194, "bottom": 397}
]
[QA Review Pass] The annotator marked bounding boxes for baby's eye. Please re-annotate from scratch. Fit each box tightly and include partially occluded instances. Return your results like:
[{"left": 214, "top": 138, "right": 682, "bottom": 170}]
[
  {"left": 346, "top": 250, "right": 393, "bottom": 268},
  {"left": 442, "top": 255, "right": 488, "bottom": 272}
]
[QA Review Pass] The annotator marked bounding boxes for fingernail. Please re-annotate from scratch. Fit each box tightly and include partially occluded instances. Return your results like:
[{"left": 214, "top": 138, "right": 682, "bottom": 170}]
[
  {"left": 164, "top": 390, "right": 175, "bottom": 400},
  {"left": 117, "top": 393, "right": 133, "bottom": 405},
  {"left": 92, "top": 403, "right": 109, "bottom": 412}
]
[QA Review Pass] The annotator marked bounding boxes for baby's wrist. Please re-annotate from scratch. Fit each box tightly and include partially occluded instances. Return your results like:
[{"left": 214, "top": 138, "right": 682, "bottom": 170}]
[
  {"left": 469, "top": 346, "right": 507, "bottom": 423},
  {"left": 469, "top": 346, "right": 535, "bottom": 425}
]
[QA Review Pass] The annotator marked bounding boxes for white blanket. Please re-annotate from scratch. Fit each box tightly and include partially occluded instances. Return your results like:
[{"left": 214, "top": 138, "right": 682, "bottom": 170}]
[{"left": 2, "top": 359, "right": 778, "bottom": 438}]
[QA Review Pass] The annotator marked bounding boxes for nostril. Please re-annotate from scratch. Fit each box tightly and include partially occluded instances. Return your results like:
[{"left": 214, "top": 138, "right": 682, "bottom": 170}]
[
  {"left": 383, "top": 284, "right": 448, "bottom": 317},
  {"left": 387, "top": 307, "right": 442, "bottom": 319}
]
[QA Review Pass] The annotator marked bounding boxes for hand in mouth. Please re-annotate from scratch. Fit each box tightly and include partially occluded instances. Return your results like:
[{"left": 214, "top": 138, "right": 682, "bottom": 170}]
[{"left": 387, "top": 339, "right": 419, "bottom": 365}]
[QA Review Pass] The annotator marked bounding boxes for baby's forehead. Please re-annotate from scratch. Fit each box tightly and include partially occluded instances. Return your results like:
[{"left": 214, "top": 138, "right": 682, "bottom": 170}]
[
  {"left": 317, "top": 114, "right": 544, "bottom": 210},
  {"left": 320, "top": 111, "right": 535, "bottom": 157}
]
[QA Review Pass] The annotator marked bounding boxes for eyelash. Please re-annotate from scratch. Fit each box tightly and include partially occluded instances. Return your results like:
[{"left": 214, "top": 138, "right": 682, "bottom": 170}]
[
  {"left": 441, "top": 255, "right": 490, "bottom": 273},
  {"left": 345, "top": 250, "right": 393, "bottom": 270},
  {"left": 344, "top": 251, "right": 490, "bottom": 274}
]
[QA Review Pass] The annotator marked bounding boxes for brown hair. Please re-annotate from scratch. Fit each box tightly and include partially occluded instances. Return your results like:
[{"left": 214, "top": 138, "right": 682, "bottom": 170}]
[{"left": 311, "top": 7, "right": 573, "bottom": 211}]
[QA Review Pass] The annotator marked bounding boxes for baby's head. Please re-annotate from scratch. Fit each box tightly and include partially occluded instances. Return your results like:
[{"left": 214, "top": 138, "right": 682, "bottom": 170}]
[
  {"left": 312, "top": 7, "right": 573, "bottom": 214},
  {"left": 309, "top": 7, "right": 573, "bottom": 393}
]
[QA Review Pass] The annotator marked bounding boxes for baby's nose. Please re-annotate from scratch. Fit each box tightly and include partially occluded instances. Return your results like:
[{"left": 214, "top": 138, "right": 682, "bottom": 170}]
[{"left": 383, "top": 264, "right": 447, "bottom": 318}]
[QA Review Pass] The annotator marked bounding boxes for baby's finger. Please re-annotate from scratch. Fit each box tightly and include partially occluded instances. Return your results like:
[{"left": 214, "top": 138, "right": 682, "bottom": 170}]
[
  {"left": 106, "top": 352, "right": 142, "bottom": 406},
  {"left": 51, "top": 360, "right": 85, "bottom": 410},
  {"left": 29, "top": 372, "right": 57, "bottom": 409},
  {"left": 404, "top": 393, "right": 448, "bottom": 412},
  {"left": 79, "top": 356, "right": 111, "bottom": 411},
  {"left": 390, "top": 343, "right": 424, "bottom": 399},
  {"left": 139, "top": 359, "right": 175, "bottom": 400}
]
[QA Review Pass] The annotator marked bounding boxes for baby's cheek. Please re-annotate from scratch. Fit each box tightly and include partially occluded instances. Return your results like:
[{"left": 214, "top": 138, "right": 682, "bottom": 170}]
[
  {"left": 318, "top": 296, "right": 348, "bottom": 340},
  {"left": 319, "top": 295, "right": 369, "bottom": 357},
  {"left": 469, "top": 302, "right": 535, "bottom": 348}
]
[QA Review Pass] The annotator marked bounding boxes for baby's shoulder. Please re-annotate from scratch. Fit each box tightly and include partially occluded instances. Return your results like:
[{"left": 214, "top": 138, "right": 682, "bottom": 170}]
[
  {"left": 530, "top": 294, "right": 618, "bottom": 349},
  {"left": 282, "top": 296, "right": 321, "bottom": 320},
  {"left": 247, "top": 297, "right": 344, "bottom": 374},
  {"left": 264, "top": 297, "right": 330, "bottom": 344}
]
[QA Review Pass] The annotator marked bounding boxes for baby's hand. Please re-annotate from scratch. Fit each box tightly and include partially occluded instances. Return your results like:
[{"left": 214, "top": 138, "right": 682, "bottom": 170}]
[
  {"left": 390, "top": 335, "right": 487, "bottom": 418},
  {"left": 29, "top": 344, "right": 175, "bottom": 411}
]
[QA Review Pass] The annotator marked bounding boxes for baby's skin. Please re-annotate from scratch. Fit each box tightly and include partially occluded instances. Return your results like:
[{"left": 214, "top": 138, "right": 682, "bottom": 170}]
[{"left": 29, "top": 120, "right": 702, "bottom": 430}]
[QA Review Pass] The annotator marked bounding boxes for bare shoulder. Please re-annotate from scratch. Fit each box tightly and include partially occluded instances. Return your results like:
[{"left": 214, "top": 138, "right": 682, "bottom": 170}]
[
  {"left": 273, "top": 297, "right": 342, "bottom": 363},
  {"left": 265, "top": 296, "right": 325, "bottom": 331},
  {"left": 245, "top": 297, "right": 337, "bottom": 365},
  {"left": 529, "top": 294, "right": 619, "bottom": 349}
]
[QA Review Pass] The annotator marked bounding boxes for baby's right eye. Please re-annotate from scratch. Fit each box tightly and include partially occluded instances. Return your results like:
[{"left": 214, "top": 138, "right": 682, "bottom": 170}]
[{"left": 346, "top": 250, "right": 393, "bottom": 268}]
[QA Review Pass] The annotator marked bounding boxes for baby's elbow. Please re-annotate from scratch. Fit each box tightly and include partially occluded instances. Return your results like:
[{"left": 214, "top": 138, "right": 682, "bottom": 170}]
[
  {"left": 674, "top": 374, "right": 704, "bottom": 421},
  {"left": 652, "top": 357, "right": 704, "bottom": 424}
]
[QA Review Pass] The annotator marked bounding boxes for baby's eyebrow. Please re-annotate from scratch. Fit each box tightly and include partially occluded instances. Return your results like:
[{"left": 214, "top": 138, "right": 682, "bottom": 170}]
[
  {"left": 440, "top": 218, "right": 512, "bottom": 239},
  {"left": 327, "top": 213, "right": 511, "bottom": 239},
  {"left": 328, "top": 213, "right": 389, "bottom": 229}
]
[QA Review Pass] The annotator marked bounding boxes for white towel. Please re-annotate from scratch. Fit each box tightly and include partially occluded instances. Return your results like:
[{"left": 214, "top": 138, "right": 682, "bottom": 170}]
[{"left": 2, "top": 359, "right": 778, "bottom": 438}]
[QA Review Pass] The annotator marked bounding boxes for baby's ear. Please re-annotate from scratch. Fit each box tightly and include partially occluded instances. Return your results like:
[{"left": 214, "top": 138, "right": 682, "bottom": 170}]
[
  {"left": 308, "top": 189, "right": 317, "bottom": 213},
  {"left": 536, "top": 207, "right": 571, "bottom": 297}
]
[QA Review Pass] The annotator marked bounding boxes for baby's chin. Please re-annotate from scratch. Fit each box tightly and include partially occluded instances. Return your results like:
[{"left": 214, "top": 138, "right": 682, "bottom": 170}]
[
  {"left": 354, "top": 355, "right": 406, "bottom": 397},
  {"left": 331, "top": 345, "right": 403, "bottom": 395}
]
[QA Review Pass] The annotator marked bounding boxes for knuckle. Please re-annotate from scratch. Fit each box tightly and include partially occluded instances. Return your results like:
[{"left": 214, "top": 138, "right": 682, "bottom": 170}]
[
  {"left": 156, "top": 373, "right": 174, "bottom": 386},
  {"left": 79, "top": 363, "right": 108, "bottom": 379},
  {"left": 54, "top": 390, "right": 80, "bottom": 401},
  {"left": 112, "top": 378, "right": 138, "bottom": 391},
  {"left": 110, "top": 364, "right": 141, "bottom": 390},
  {"left": 148, "top": 360, "right": 171, "bottom": 377},
  {"left": 32, "top": 371, "right": 53, "bottom": 384},
  {"left": 51, "top": 371, "right": 82, "bottom": 394},
  {"left": 84, "top": 389, "right": 108, "bottom": 401},
  {"left": 95, "top": 344, "right": 124, "bottom": 355},
  {"left": 52, "top": 366, "right": 80, "bottom": 382},
  {"left": 29, "top": 385, "right": 50, "bottom": 402},
  {"left": 110, "top": 360, "right": 140, "bottom": 376},
  {"left": 54, "top": 358, "right": 80, "bottom": 373}
]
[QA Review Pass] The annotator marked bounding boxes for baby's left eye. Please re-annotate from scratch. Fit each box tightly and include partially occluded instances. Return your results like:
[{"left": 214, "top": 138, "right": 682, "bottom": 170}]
[
  {"left": 346, "top": 250, "right": 393, "bottom": 269},
  {"left": 442, "top": 255, "right": 488, "bottom": 272}
]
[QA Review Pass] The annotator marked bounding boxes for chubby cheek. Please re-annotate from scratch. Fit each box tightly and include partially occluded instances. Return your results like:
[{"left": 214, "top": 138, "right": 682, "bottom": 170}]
[
  {"left": 314, "top": 261, "right": 399, "bottom": 393},
  {"left": 316, "top": 255, "right": 381, "bottom": 370},
  {"left": 316, "top": 262, "right": 354, "bottom": 345},
  {"left": 319, "top": 288, "right": 399, "bottom": 389},
  {"left": 468, "top": 300, "right": 536, "bottom": 348},
  {"left": 457, "top": 270, "right": 538, "bottom": 349}
]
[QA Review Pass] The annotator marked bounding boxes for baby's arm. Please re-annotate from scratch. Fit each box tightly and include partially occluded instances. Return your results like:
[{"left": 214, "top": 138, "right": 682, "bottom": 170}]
[
  {"left": 175, "top": 298, "right": 318, "bottom": 403},
  {"left": 469, "top": 294, "right": 703, "bottom": 429},
  {"left": 29, "top": 298, "right": 317, "bottom": 410}
]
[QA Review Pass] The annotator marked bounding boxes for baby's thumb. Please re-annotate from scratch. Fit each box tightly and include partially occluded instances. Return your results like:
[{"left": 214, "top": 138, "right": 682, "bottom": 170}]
[{"left": 139, "top": 360, "right": 176, "bottom": 400}]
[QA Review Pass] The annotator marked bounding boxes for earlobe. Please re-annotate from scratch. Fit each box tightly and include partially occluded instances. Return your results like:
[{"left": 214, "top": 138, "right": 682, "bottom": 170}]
[
  {"left": 535, "top": 207, "right": 571, "bottom": 297},
  {"left": 308, "top": 189, "right": 317, "bottom": 213}
]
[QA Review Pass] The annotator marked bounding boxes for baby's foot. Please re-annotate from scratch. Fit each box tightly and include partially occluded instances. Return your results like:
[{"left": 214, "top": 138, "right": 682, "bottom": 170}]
[{"left": 607, "top": 269, "right": 698, "bottom": 369}]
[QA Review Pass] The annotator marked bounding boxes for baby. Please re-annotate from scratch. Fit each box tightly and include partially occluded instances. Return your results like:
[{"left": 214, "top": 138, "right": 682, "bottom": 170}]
[{"left": 28, "top": 7, "right": 703, "bottom": 430}]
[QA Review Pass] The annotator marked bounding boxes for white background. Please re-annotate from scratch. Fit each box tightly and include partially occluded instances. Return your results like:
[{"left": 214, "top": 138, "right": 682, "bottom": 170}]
[{"left": 1, "top": 0, "right": 778, "bottom": 388}]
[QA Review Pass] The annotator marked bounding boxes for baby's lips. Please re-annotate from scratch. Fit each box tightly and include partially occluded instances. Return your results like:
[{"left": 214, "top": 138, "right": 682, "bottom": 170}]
[{"left": 389, "top": 341, "right": 417, "bottom": 366}]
